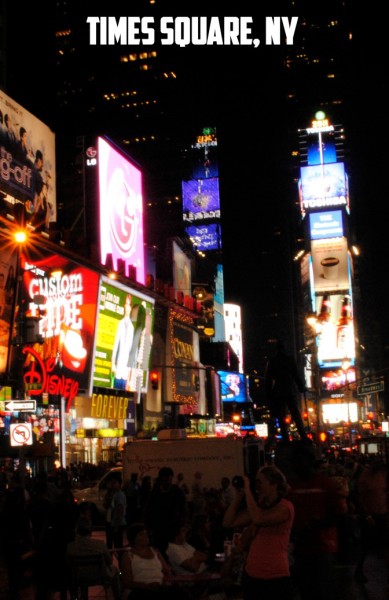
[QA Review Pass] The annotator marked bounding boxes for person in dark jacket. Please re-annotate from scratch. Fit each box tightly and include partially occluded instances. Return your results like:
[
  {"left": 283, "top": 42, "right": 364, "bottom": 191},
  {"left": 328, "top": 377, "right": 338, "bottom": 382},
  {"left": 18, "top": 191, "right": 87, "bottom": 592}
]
[{"left": 265, "top": 340, "right": 309, "bottom": 443}]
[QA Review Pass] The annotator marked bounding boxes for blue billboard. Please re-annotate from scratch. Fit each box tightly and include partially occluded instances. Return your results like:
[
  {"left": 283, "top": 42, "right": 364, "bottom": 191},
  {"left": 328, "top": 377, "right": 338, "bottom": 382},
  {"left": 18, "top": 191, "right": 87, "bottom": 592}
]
[
  {"left": 182, "top": 178, "right": 220, "bottom": 221},
  {"left": 309, "top": 210, "right": 343, "bottom": 240},
  {"left": 186, "top": 223, "right": 221, "bottom": 251},
  {"left": 218, "top": 370, "right": 248, "bottom": 403}
]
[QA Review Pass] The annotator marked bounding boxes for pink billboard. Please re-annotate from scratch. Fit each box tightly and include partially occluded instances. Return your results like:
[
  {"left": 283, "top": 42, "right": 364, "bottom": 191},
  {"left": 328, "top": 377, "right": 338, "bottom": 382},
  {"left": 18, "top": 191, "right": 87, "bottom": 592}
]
[{"left": 98, "top": 137, "right": 145, "bottom": 284}]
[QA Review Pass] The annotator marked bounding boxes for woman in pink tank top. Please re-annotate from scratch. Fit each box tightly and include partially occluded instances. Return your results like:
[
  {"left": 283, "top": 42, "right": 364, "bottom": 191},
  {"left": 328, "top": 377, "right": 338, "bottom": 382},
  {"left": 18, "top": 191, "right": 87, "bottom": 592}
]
[{"left": 223, "top": 464, "right": 295, "bottom": 600}]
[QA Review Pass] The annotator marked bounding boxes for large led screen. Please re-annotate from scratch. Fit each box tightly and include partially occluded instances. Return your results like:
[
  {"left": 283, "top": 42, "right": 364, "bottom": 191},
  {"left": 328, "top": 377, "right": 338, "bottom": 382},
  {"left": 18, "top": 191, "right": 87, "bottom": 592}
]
[
  {"left": 19, "top": 252, "right": 100, "bottom": 410},
  {"left": 98, "top": 137, "right": 145, "bottom": 284},
  {"left": 321, "top": 366, "right": 356, "bottom": 395},
  {"left": 315, "top": 292, "right": 356, "bottom": 367},
  {"left": 309, "top": 210, "right": 343, "bottom": 240},
  {"left": 310, "top": 237, "right": 349, "bottom": 292},
  {"left": 191, "top": 144, "right": 219, "bottom": 179},
  {"left": 182, "top": 178, "right": 220, "bottom": 221},
  {"left": 307, "top": 130, "right": 337, "bottom": 165},
  {"left": 0, "top": 90, "right": 56, "bottom": 227},
  {"left": 322, "top": 402, "right": 358, "bottom": 425},
  {"left": 91, "top": 277, "right": 154, "bottom": 395},
  {"left": 300, "top": 162, "right": 347, "bottom": 211},
  {"left": 218, "top": 370, "right": 248, "bottom": 403},
  {"left": 186, "top": 223, "right": 221, "bottom": 251}
]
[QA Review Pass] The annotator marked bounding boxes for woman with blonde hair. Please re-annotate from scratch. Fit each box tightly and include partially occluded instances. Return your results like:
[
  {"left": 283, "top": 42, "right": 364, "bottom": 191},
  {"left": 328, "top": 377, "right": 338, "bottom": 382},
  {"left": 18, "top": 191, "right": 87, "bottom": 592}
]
[{"left": 222, "top": 464, "right": 295, "bottom": 600}]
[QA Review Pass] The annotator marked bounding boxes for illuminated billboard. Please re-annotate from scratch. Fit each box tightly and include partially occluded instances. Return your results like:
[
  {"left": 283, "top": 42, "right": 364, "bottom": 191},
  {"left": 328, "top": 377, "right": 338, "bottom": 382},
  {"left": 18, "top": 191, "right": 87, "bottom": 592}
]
[
  {"left": 182, "top": 178, "right": 220, "bottom": 222},
  {"left": 91, "top": 277, "right": 154, "bottom": 395},
  {"left": 322, "top": 402, "right": 358, "bottom": 425},
  {"left": 315, "top": 292, "right": 355, "bottom": 367},
  {"left": 186, "top": 223, "right": 221, "bottom": 251},
  {"left": 0, "top": 90, "right": 56, "bottom": 228},
  {"left": 98, "top": 137, "right": 145, "bottom": 284},
  {"left": 218, "top": 370, "right": 248, "bottom": 403},
  {"left": 321, "top": 366, "right": 356, "bottom": 395},
  {"left": 307, "top": 130, "right": 337, "bottom": 165},
  {"left": 309, "top": 210, "right": 343, "bottom": 240},
  {"left": 310, "top": 237, "right": 349, "bottom": 292},
  {"left": 19, "top": 252, "right": 100, "bottom": 410},
  {"left": 300, "top": 162, "right": 347, "bottom": 211},
  {"left": 193, "top": 283, "right": 215, "bottom": 337},
  {"left": 191, "top": 144, "right": 218, "bottom": 179},
  {"left": 172, "top": 241, "right": 191, "bottom": 296}
]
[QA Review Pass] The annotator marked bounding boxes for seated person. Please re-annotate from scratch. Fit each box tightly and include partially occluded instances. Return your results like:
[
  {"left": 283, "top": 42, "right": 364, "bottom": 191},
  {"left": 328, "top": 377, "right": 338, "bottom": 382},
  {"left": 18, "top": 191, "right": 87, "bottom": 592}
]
[
  {"left": 166, "top": 523, "right": 209, "bottom": 575},
  {"left": 120, "top": 522, "right": 187, "bottom": 599},
  {"left": 66, "top": 517, "right": 121, "bottom": 599}
]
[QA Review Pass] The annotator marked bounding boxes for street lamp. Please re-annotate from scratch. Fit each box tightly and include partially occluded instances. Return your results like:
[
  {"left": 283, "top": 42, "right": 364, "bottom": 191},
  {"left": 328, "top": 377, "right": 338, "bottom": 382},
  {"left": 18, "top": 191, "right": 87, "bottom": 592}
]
[
  {"left": 341, "top": 357, "right": 352, "bottom": 445},
  {"left": 306, "top": 312, "right": 323, "bottom": 435}
]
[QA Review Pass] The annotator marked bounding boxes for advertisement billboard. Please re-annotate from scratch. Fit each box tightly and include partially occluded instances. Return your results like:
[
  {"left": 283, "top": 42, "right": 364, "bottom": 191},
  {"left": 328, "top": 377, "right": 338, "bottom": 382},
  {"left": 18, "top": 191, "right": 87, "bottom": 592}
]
[
  {"left": 321, "top": 366, "right": 356, "bottom": 395},
  {"left": 91, "top": 277, "right": 154, "bottom": 395},
  {"left": 172, "top": 241, "right": 191, "bottom": 297},
  {"left": 191, "top": 143, "right": 219, "bottom": 179},
  {"left": 300, "top": 162, "right": 347, "bottom": 211},
  {"left": 309, "top": 210, "right": 343, "bottom": 240},
  {"left": 182, "top": 178, "right": 221, "bottom": 222},
  {"left": 192, "top": 283, "right": 215, "bottom": 337},
  {"left": 310, "top": 237, "right": 349, "bottom": 292},
  {"left": 98, "top": 137, "right": 145, "bottom": 284},
  {"left": 322, "top": 402, "right": 358, "bottom": 424},
  {"left": 307, "top": 130, "right": 337, "bottom": 165},
  {"left": 218, "top": 370, "right": 248, "bottom": 403},
  {"left": 315, "top": 292, "right": 356, "bottom": 367},
  {"left": 19, "top": 252, "right": 100, "bottom": 410},
  {"left": 0, "top": 90, "right": 56, "bottom": 229},
  {"left": 186, "top": 223, "right": 221, "bottom": 251},
  {"left": 166, "top": 309, "right": 200, "bottom": 409}
]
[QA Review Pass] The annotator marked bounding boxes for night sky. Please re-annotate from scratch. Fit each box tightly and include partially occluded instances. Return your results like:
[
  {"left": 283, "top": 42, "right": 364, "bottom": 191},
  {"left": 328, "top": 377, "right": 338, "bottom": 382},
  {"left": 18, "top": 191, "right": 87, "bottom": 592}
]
[{"left": 6, "top": 4, "right": 389, "bottom": 372}]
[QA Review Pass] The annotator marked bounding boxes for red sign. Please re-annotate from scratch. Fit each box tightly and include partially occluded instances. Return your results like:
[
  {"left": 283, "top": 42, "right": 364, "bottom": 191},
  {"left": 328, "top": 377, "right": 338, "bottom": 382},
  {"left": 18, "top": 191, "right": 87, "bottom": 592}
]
[{"left": 19, "top": 252, "right": 100, "bottom": 409}]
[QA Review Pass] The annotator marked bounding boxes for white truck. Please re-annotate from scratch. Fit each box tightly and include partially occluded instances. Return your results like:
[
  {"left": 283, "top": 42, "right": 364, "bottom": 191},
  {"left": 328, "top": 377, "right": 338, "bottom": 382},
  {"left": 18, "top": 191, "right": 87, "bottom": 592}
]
[{"left": 122, "top": 434, "right": 265, "bottom": 490}]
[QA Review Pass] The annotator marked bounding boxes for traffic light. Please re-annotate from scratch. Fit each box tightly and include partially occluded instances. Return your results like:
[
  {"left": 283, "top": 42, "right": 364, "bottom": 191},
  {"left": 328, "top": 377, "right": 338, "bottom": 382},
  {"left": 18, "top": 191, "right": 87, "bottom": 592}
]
[
  {"left": 150, "top": 370, "right": 159, "bottom": 390},
  {"left": 319, "top": 432, "right": 327, "bottom": 444}
]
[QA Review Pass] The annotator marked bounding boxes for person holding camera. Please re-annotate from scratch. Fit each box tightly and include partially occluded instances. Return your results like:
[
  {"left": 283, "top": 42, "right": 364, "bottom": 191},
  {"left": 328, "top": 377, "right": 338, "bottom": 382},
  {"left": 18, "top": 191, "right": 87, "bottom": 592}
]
[{"left": 222, "top": 465, "right": 295, "bottom": 600}]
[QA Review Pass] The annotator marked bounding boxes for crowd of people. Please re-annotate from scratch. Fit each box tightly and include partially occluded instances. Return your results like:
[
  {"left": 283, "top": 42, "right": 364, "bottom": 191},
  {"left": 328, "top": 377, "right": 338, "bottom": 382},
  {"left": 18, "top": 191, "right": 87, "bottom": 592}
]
[{"left": 0, "top": 448, "right": 389, "bottom": 600}]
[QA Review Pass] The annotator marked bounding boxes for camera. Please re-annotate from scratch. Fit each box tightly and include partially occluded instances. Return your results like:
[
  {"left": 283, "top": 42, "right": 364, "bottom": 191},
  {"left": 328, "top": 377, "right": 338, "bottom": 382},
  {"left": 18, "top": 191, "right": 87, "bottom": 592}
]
[{"left": 232, "top": 475, "right": 245, "bottom": 489}]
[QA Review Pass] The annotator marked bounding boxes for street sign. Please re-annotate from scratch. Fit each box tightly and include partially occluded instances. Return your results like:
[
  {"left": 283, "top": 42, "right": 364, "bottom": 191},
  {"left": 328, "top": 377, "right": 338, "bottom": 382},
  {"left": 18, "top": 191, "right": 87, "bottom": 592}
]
[
  {"left": 10, "top": 423, "right": 33, "bottom": 446},
  {"left": 357, "top": 381, "right": 385, "bottom": 396},
  {"left": 4, "top": 400, "right": 37, "bottom": 412}
]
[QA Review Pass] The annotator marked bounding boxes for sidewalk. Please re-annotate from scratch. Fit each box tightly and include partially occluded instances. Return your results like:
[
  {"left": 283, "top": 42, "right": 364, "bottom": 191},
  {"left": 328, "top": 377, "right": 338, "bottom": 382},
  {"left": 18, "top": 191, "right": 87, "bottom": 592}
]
[{"left": 1, "top": 531, "right": 388, "bottom": 599}]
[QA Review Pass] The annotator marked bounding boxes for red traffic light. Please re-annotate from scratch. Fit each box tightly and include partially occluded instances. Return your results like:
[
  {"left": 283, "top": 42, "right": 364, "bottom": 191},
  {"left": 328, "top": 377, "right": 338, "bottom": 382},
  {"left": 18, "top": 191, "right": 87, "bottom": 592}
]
[{"left": 150, "top": 370, "right": 159, "bottom": 390}]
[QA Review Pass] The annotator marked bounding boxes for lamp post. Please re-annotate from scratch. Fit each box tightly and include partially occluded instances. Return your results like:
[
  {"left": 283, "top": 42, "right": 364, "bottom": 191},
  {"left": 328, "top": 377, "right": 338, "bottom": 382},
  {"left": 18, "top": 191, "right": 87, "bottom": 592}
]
[
  {"left": 5, "top": 226, "right": 29, "bottom": 484},
  {"left": 306, "top": 312, "right": 323, "bottom": 436},
  {"left": 341, "top": 357, "right": 352, "bottom": 445},
  {"left": 7, "top": 228, "right": 28, "bottom": 395}
]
